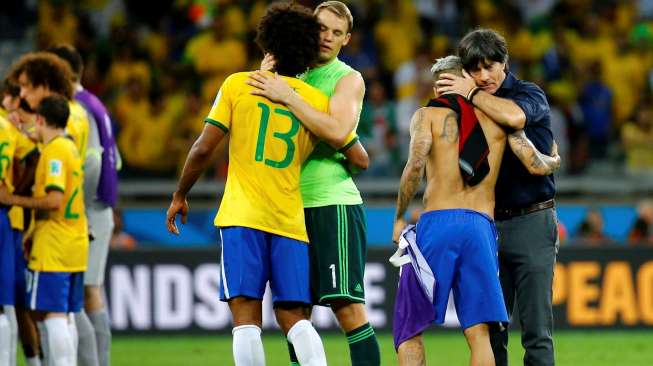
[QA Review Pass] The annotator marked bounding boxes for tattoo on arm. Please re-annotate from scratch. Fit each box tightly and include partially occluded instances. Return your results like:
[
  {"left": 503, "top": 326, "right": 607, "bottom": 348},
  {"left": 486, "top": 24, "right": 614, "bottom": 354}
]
[
  {"left": 439, "top": 111, "right": 459, "bottom": 143},
  {"left": 508, "top": 130, "right": 560, "bottom": 175},
  {"left": 396, "top": 109, "right": 433, "bottom": 220}
]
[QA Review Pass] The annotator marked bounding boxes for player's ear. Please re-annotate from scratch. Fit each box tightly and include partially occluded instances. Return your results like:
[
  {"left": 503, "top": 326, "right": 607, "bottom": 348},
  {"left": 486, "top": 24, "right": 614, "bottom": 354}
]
[{"left": 342, "top": 32, "right": 351, "bottom": 46}]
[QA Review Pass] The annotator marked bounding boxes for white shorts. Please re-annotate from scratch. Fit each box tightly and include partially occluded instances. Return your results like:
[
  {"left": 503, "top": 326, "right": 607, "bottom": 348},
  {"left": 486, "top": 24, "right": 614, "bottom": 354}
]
[{"left": 85, "top": 206, "right": 114, "bottom": 286}]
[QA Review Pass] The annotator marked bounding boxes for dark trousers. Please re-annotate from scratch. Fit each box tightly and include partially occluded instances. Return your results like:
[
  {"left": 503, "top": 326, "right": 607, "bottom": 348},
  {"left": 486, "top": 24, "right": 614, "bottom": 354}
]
[{"left": 491, "top": 208, "right": 559, "bottom": 366}]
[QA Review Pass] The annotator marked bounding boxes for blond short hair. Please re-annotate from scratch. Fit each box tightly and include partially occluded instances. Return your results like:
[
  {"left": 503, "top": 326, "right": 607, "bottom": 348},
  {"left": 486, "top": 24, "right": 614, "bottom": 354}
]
[{"left": 315, "top": 1, "right": 353, "bottom": 32}]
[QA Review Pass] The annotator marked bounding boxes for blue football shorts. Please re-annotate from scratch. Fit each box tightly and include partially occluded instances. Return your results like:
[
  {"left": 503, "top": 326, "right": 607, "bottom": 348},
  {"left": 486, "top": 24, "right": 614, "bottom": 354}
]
[
  {"left": 0, "top": 207, "right": 15, "bottom": 306},
  {"left": 218, "top": 226, "right": 310, "bottom": 305},
  {"left": 416, "top": 209, "right": 508, "bottom": 330},
  {"left": 25, "top": 269, "right": 85, "bottom": 313}
]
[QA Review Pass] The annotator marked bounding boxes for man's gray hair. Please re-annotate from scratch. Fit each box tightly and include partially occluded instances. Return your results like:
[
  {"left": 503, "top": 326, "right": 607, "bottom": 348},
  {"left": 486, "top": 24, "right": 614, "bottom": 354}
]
[{"left": 430, "top": 55, "right": 463, "bottom": 77}]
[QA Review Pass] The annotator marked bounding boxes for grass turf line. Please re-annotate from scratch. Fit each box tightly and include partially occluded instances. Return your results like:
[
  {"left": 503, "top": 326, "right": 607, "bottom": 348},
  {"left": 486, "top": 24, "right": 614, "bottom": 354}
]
[{"left": 17, "top": 331, "right": 653, "bottom": 365}]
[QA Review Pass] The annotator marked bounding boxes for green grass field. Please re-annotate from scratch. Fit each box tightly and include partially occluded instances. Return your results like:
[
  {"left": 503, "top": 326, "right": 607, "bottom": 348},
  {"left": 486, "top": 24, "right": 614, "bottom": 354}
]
[{"left": 19, "top": 330, "right": 652, "bottom": 365}]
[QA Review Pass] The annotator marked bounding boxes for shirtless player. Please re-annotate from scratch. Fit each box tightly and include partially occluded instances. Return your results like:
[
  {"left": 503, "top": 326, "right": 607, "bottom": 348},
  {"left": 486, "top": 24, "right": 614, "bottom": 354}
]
[{"left": 391, "top": 56, "right": 559, "bottom": 366}]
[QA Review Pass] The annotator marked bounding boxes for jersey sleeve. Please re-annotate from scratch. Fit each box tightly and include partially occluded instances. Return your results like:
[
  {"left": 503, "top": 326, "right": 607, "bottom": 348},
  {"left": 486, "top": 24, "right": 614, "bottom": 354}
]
[
  {"left": 43, "top": 147, "right": 66, "bottom": 193},
  {"left": 204, "top": 74, "right": 234, "bottom": 133}
]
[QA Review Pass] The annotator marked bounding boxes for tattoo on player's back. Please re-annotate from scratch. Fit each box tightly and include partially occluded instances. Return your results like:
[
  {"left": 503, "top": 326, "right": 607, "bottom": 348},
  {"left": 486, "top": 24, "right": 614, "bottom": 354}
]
[{"left": 440, "top": 112, "right": 459, "bottom": 143}]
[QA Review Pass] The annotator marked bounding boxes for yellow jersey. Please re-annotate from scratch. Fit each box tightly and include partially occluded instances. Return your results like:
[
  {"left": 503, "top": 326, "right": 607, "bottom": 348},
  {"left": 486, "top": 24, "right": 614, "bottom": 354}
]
[
  {"left": 66, "top": 101, "right": 89, "bottom": 162},
  {"left": 0, "top": 116, "right": 37, "bottom": 230},
  {"left": 206, "top": 72, "right": 329, "bottom": 242},
  {"left": 30, "top": 136, "right": 88, "bottom": 272}
]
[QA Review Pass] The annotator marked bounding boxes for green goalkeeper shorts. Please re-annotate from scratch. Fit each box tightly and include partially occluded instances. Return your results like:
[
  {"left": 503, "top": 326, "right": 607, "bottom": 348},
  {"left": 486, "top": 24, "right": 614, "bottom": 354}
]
[{"left": 305, "top": 204, "right": 367, "bottom": 306}]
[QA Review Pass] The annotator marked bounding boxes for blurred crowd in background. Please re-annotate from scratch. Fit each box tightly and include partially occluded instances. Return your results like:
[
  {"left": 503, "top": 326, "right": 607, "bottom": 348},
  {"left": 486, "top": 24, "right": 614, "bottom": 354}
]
[
  {"left": 1, "top": 0, "right": 653, "bottom": 246},
  {"left": 1, "top": 0, "right": 653, "bottom": 179}
]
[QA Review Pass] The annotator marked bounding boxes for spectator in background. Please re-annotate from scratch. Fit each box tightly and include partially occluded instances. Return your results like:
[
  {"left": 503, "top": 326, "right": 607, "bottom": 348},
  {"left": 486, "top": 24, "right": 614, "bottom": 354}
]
[
  {"left": 394, "top": 47, "right": 434, "bottom": 162},
  {"left": 183, "top": 11, "right": 247, "bottom": 102},
  {"left": 542, "top": 28, "right": 573, "bottom": 82},
  {"left": 339, "top": 30, "right": 378, "bottom": 81},
  {"left": 110, "top": 209, "right": 137, "bottom": 251},
  {"left": 578, "top": 61, "right": 612, "bottom": 160},
  {"left": 105, "top": 42, "right": 151, "bottom": 99},
  {"left": 373, "top": 0, "right": 421, "bottom": 74},
  {"left": 37, "top": 0, "right": 79, "bottom": 48},
  {"left": 629, "top": 200, "right": 653, "bottom": 245},
  {"left": 118, "top": 89, "right": 179, "bottom": 177},
  {"left": 358, "top": 79, "right": 399, "bottom": 176},
  {"left": 621, "top": 104, "right": 653, "bottom": 175},
  {"left": 546, "top": 83, "right": 573, "bottom": 174},
  {"left": 577, "top": 208, "right": 612, "bottom": 245}
]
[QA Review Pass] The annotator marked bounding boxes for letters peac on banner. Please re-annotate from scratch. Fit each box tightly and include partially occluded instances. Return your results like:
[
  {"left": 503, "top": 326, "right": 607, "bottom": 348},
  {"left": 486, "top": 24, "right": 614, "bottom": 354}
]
[{"left": 105, "top": 247, "right": 653, "bottom": 334}]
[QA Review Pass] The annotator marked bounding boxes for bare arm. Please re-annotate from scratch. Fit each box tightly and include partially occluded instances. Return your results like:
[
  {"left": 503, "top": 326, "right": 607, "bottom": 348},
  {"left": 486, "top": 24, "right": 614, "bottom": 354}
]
[
  {"left": 342, "top": 140, "right": 369, "bottom": 172},
  {"left": 393, "top": 108, "right": 433, "bottom": 242},
  {"left": 167, "top": 123, "right": 226, "bottom": 234},
  {"left": 248, "top": 71, "right": 365, "bottom": 148},
  {"left": 508, "top": 130, "right": 560, "bottom": 175},
  {"left": 0, "top": 188, "right": 63, "bottom": 211}
]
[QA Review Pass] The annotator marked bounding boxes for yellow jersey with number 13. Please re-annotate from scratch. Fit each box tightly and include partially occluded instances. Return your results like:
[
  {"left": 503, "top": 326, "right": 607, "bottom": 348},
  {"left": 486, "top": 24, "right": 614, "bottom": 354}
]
[
  {"left": 205, "top": 71, "right": 328, "bottom": 242},
  {"left": 29, "top": 136, "right": 88, "bottom": 272}
]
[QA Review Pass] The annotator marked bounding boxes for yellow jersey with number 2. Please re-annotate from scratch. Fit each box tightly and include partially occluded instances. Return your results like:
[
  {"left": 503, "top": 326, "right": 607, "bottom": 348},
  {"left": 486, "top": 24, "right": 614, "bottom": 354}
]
[
  {"left": 205, "top": 71, "right": 330, "bottom": 242},
  {"left": 30, "top": 135, "right": 88, "bottom": 272},
  {"left": 0, "top": 116, "right": 37, "bottom": 230}
]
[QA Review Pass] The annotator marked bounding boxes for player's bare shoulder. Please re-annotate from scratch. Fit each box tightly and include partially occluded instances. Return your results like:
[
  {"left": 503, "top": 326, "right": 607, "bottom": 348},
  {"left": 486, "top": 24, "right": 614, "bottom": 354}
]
[
  {"left": 474, "top": 107, "right": 506, "bottom": 143},
  {"left": 417, "top": 106, "right": 459, "bottom": 144},
  {"left": 335, "top": 70, "right": 365, "bottom": 95}
]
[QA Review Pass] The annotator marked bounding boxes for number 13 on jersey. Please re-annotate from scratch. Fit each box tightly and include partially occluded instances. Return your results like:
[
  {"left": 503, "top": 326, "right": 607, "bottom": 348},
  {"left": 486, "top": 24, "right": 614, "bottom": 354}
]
[{"left": 254, "top": 102, "right": 300, "bottom": 169}]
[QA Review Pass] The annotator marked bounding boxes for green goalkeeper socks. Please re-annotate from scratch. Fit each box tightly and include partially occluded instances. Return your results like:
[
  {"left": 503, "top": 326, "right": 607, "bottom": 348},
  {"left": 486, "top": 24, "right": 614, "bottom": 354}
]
[{"left": 346, "top": 322, "right": 380, "bottom": 366}]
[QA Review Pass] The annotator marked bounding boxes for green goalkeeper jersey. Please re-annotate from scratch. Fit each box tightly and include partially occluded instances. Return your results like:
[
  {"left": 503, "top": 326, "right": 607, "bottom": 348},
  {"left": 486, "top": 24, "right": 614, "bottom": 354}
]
[{"left": 299, "top": 58, "right": 363, "bottom": 207}]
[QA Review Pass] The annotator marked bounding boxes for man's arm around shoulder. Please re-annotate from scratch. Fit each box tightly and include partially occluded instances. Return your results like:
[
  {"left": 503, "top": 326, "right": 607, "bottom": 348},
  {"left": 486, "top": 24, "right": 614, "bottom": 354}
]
[{"left": 248, "top": 71, "right": 365, "bottom": 147}]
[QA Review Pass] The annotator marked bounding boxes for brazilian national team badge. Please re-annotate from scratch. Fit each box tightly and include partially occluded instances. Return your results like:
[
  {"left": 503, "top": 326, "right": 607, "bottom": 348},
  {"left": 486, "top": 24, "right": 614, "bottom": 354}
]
[{"left": 49, "top": 159, "right": 62, "bottom": 176}]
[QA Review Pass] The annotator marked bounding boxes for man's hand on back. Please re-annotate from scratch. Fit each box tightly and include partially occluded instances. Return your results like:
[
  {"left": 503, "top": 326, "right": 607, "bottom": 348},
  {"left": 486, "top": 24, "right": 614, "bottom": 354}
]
[
  {"left": 247, "top": 71, "right": 295, "bottom": 105},
  {"left": 259, "top": 53, "right": 276, "bottom": 72}
]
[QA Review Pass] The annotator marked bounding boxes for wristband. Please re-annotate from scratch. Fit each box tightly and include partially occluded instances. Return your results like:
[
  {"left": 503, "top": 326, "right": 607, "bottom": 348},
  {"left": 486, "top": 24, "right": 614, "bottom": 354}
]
[{"left": 467, "top": 87, "right": 481, "bottom": 102}]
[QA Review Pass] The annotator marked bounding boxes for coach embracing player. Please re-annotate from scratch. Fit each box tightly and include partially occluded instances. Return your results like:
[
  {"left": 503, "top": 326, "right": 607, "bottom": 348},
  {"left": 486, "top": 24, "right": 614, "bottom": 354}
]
[{"left": 437, "top": 28, "right": 558, "bottom": 366}]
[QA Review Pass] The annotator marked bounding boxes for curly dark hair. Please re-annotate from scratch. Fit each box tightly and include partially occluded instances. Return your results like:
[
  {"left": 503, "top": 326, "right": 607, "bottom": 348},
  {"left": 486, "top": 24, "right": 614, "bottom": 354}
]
[
  {"left": 8, "top": 52, "right": 74, "bottom": 100},
  {"left": 255, "top": 2, "right": 320, "bottom": 76}
]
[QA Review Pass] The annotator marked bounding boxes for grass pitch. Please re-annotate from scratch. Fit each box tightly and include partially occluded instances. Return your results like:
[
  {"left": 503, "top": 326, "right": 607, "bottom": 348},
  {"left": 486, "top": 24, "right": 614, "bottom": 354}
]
[{"left": 19, "top": 330, "right": 653, "bottom": 365}]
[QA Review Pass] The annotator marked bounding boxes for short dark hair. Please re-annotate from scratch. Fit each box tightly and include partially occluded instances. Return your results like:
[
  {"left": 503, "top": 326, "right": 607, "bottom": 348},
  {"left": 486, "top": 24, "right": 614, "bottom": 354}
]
[
  {"left": 9, "top": 52, "right": 74, "bottom": 100},
  {"left": 458, "top": 28, "right": 508, "bottom": 71},
  {"left": 37, "top": 95, "right": 70, "bottom": 129},
  {"left": 46, "top": 44, "right": 83, "bottom": 81},
  {"left": 255, "top": 2, "right": 320, "bottom": 76}
]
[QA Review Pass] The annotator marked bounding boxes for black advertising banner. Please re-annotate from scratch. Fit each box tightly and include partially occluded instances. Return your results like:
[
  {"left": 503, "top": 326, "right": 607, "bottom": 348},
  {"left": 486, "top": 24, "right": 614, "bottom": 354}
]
[{"left": 105, "top": 246, "right": 653, "bottom": 334}]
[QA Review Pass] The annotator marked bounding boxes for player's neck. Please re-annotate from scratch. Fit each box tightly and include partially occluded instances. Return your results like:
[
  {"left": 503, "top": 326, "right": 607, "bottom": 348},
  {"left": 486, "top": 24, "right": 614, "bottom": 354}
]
[
  {"left": 42, "top": 128, "right": 65, "bottom": 145},
  {"left": 315, "top": 56, "right": 337, "bottom": 68}
]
